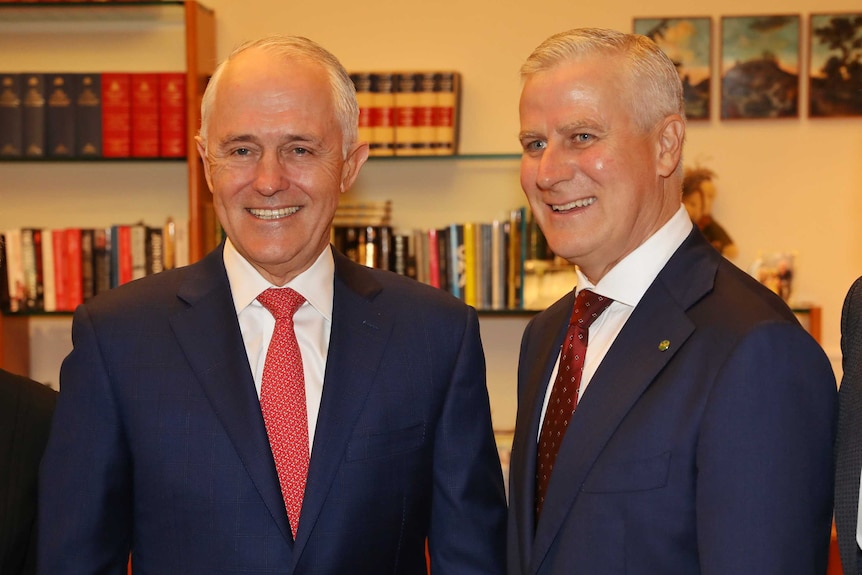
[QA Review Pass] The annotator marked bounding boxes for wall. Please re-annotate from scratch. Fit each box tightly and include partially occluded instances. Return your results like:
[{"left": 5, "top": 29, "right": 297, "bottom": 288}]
[{"left": 3, "top": 0, "right": 860, "bottom": 430}]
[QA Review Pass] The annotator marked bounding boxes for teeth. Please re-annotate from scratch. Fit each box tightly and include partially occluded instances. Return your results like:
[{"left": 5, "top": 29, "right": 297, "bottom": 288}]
[
  {"left": 249, "top": 207, "right": 300, "bottom": 220},
  {"left": 552, "top": 197, "right": 596, "bottom": 211}
]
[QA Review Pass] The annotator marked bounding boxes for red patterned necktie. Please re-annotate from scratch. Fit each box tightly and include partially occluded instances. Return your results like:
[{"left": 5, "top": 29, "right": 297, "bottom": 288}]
[
  {"left": 535, "top": 289, "right": 613, "bottom": 520},
  {"left": 257, "top": 287, "right": 309, "bottom": 539}
]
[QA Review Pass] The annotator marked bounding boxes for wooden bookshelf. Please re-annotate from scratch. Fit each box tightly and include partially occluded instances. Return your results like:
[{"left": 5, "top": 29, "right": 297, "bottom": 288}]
[{"left": 0, "top": 1, "right": 216, "bottom": 376}]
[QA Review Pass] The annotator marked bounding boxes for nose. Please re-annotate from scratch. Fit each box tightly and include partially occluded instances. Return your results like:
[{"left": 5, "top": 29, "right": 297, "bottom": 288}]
[
  {"left": 535, "top": 142, "right": 573, "bottom": 191},
  {"left": 252, "top": 150, "right": 287, "bottom": 196}
]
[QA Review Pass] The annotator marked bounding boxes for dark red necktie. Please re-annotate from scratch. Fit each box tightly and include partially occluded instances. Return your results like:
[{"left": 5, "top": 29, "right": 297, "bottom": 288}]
[
  {"left": 535, "top": 290, "right": 613, "bottom": 520},
  {"left": 257, "top": 287, "right": 309, "bottom": 538}
]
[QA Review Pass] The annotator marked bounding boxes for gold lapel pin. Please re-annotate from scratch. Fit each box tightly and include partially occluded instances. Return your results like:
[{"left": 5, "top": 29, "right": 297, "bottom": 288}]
[{"left": 658, "top": 340, "right": 671, "bottom": 352}]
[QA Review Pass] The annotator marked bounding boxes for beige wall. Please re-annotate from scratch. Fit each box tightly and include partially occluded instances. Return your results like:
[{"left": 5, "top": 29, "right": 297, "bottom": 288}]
[{"left": 3, "top": 0, "right": 860, "bottom": 429}]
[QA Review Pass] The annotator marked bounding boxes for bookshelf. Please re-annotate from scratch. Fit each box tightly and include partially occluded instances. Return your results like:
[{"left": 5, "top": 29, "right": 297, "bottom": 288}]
[{"left": 0, "top": 1, "right": 216, "bottom": 376}]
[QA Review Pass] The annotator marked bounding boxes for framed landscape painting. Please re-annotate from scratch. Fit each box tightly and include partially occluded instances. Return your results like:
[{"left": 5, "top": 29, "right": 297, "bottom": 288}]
[
  {"left": 721, "top": 15, "right": 800, "bottom": 119},
  {"left": 809, "top": 13, "right": 862, "bottom": 117},
  {"left": 634, "top": 17, "right": 712, "bottom": 120}
]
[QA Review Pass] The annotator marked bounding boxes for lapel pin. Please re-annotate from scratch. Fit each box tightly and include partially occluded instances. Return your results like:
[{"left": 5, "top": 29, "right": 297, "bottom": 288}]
[{"left": 658, "top": 340, "right": 671, "bottom": 352}]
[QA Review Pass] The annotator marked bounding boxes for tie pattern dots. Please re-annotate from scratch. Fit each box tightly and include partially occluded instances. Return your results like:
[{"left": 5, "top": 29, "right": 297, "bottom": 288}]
[
  {"left": 257, "top": 287, "right": 308, "bottom": 539},
  {"left": 535, "top": 290, "right": 613, "bottom": 520}
]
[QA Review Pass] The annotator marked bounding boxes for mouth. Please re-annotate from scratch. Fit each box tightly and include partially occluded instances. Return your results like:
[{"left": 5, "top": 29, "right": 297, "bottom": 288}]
[
  {"left": 550, "top": 197, "right": 596, "bottom": 212},
  {"left": 248, "top": 207, "right": 301, "bottom": 220}
]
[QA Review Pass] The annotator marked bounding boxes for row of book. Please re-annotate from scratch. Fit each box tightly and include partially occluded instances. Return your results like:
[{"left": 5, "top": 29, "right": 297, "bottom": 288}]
[
  {"left": 331, "top": 205, "right": 572, "bottom": 311},
  {"left": 351, "top": 71, "right": 461, "bottom": 157},
  {"left": 0, "top": 71, "right": 187, "bottom": 159},
  {"left": 1, "top": 219, "right": 189, "bottom": 313}
]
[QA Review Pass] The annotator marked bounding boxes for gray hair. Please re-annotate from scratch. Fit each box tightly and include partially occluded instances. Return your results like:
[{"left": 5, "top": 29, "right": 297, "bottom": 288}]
[
  {"left": 521, "top": 27, "right": 686, "bottom": 132},
  {"left": 199, "top": 34, "right": 359, "bottom": 154}
]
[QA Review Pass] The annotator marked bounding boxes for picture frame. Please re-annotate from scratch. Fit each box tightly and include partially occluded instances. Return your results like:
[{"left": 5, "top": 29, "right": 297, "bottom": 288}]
[
  {"left": 720, "top": 15, "right": 800, "bottom": 119},
  {"left": 634, "top": 17, "right": 712, "bottom": 120},
  {"left": 809, "top": 13, "right": 862, "bottom": 117}
]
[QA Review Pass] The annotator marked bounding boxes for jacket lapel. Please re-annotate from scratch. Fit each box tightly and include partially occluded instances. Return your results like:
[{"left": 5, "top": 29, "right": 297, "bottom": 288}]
[
  {"left": 529, "top": 230, "right": 718, "bottom": 573},
  {"left": 169, "top": 246, "right": 293, "bottom": 544},
  {"left": 510, "top": 293, "right": 572, "bottom": 571},
  {"left": 291, "top": 249, "right": 392, "bottom": 556}
]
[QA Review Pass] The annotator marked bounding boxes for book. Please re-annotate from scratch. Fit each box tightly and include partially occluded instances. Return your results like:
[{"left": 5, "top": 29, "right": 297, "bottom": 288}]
[
  {"left": 447, "top": 223, "right": 465, "bottom": 300},
  {"left": 41, "top": 229, "right": 56, "bottom": 312},
  {"left": 51, "top": 228, "right": 68, "bottom": 312},
  {"left": 414, "top": 72, "right": 437, "bottom": 156},
  {"left": 3, "top": 229, "right": 24, "bottom": 312},
  {"left": 146, "top": 226, "right": 165, "bottom": 275},
  {"left": 0, "top": 73, "right": 23, "bottom": 158},
  {"left": 130, "top": 223, "right": 147, "bottom": 280},
  {"left": 21, "top": 228, "right": 44, "bottom": 311},
  {"left": 46, "top": 73, "right": 76, "bottom": 158},
  {"left": 433, "top": 72, "right": 460, "bottom": 155},
  {"left": 101, "top": 72, "right": 131, "bottom": 158},
  {"left": 394, "top": 72, "right": 421, "bottom": 156},
  {"left": 368, "top": 72, "right": 396, "bottom": 157},
  {"left": 463, "top": 222, "right": 476, "bottom": 307},
  {"left": 158, "top": 72, "right": 186, "bottom": 158},
  {"left": 427, "top": 228, "right": 441, "bottom": 288},
  {"left": 22, "top": 73, "right": 46, "bottom": 158},
  {"left": 63, "top": 228, "right": 83, "bottom": 310},
  {"left": 130, "top": 73, "right": 159, "bottom": 158},
  {"left": 80, "top": 228, "right": 95, "bottom": 301},
  {"left": 351, "top": 72, "right": 373, "bottom": 147},
  {"left": 93, "top": 227, "right": 111, "bottom": 296},
  {"left": 75, "top": 73, "right": 102, "bottom": 157}
]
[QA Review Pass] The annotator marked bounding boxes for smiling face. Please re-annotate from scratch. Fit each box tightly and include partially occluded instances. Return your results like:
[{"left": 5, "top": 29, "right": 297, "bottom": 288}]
[
  {"left": 197, "top": 47, "right": 368, "bottom": 286},
  {"left": 518, "top": 54, "right": 684, "bottom": 282}
]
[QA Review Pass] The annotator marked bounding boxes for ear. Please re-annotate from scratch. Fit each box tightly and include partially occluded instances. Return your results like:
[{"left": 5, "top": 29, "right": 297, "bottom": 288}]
[
  {"left": 340, "top": 141, "right": 370, "bottom": 193},
  {"left": 195, "top": 135, "right": 215, "bottom": 194},
  {"left": 656, "top": 114, "right": 685, "bottom": 178}
]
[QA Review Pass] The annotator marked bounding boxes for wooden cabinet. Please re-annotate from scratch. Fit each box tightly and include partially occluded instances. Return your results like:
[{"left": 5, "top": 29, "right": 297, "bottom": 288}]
[{"left": 0, "top": 1, "right": 216, "bottom": 376}]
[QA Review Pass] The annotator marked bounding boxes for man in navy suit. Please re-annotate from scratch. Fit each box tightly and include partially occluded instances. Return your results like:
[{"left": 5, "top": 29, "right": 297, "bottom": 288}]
[
  {"left": 0, "top": 369, "right": 55, "bottom": 575},
  {"left": 835, "top": 275, "right": 862, "bottom": 574},
  {"left": 507, "top": 28, "right": 836, "bottom": 574},
  {"left": 39, "top": 35, "right": 506, "bottom": 574}
]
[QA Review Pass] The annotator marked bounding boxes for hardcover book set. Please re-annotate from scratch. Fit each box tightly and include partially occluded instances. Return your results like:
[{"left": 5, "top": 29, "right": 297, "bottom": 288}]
[{"left": 0, "top": 71, "right": 186, "bottom": 159}]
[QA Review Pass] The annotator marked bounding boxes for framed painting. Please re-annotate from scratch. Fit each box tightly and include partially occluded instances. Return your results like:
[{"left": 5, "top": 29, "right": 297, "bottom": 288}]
[
  {"left": 809, "top": 13, "right": 862, "bottom": 117},
  {"left": 634, "top": 17, "right": 712, "bottom": 120},
  {"left": 720, "top": 15, "right": 800, "bottom": 119}
]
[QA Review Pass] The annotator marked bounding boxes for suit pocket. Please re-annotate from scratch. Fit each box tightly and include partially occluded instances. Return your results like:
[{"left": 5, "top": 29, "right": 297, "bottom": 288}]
[
  {"left": 580, "top": 451, "right": 671, "bottom": 493},
  {"left": 346, "top": 422, "right": 426, "bottom": 461}
]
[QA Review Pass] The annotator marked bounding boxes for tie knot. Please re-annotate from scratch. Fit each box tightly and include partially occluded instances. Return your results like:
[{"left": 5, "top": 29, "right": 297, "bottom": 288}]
[
  {"left": 570, "top": 290, "right": 613, "bottom": 330},
  {"left": 257, "top": 288, "right": 305, "bottom": 320}
]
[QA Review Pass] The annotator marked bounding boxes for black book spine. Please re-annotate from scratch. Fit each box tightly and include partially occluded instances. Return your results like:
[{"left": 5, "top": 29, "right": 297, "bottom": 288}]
[{"left": 0, "top": 73, "right": 23, "bottom": 158}]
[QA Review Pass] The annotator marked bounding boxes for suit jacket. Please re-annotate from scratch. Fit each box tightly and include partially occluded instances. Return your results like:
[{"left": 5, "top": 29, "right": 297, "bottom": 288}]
[
  {"left": 835, "top": 275, "right": 862, "bottom": 574},
  {"left": 39, "top": 245, "right": 506, "bottom": 575},
  {"left": 507, "top": 229, "right": 837, "bottom": 575},
  {"left": 0, "top": 369, "right": 56, "bottom": 575}
]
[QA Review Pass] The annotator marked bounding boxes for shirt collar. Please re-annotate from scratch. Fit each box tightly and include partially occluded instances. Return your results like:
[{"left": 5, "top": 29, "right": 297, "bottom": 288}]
[
  {"left": 223, "top": 238, "right": 334, "bottom": 322},
  {"left": 577, "top": 205, "right": 692, "bottom": 308}
]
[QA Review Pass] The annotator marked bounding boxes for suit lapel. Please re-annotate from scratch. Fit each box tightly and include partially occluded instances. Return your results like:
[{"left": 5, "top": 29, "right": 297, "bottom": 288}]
[
  {"left": 529, "top": 230, "right": 717, "bottom": 573},
  {"left": 510, "top": 294, "right": 572, "bottom": 571},
  {"left": 169, "top": 247, "right": 293, "bottom": 544},
  {"left": 291, "top": 250, "right": 392, "bottom": 556}
]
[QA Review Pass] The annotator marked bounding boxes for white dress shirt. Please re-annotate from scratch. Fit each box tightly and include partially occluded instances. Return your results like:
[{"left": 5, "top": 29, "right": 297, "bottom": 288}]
[
  {"left": 538, "top": 205, "right": 693, "bottom": 432},
  {"left": 223, "top": 239, "right": 333, "bottom": 455}
]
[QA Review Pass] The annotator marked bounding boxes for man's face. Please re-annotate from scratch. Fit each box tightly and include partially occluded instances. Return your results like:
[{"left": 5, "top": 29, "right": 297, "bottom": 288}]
[
  {"left": 197, "top": 48, "right": 368, "bottom": 286},
  {"left": 518, "top": 55, "right": 682, "bottom": 282}
]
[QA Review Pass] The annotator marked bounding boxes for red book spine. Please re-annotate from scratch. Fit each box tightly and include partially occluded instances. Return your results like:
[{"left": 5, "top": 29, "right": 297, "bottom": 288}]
[
  {"left": 131, "top": 73, "right": 159, "bottom": 158},
  {"left": 64, "top": 228, "right": 83, "bottom": 311},
  {"left": 101, "top": 73, "right": 131, "bottom": 158},
  {"left": 427, "top": 228, "right": 441, "bottom": 288},
  {"left": 118, "top": 225, "right": 133, "bottom": 286},
  {"left": 51, "top": 229, "right": 67, "bottom": 312},
  {"left": 158, "top": 72, "right": 186, "bottom": 158}
]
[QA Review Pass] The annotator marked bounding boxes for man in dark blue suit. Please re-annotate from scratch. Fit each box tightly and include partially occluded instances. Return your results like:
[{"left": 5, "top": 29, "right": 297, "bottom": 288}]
[
  {"left": 835, "top": 275, "right": 862, "bottom": 574},
  {"left": 39, "top": 35, "right": 506, "bottom": 574},
  {"left": 507, "top": 28, "right": 836, "bottom": 574},
  {"left": 0, "top": 369, "right": 55, "bottom": 575}
]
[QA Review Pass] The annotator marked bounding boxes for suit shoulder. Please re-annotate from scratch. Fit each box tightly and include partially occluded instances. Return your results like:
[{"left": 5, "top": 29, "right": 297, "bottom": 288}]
[{"left": 0, "top": 368, "right": 56, "bottom": 422}]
